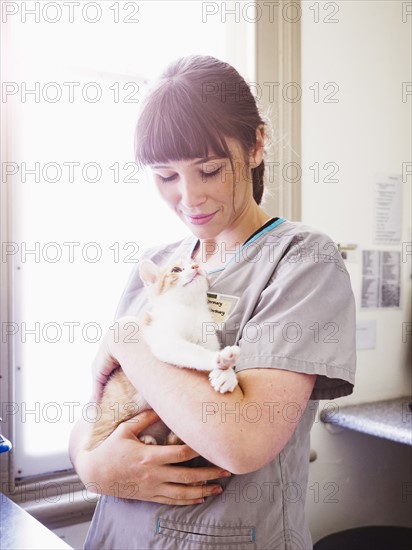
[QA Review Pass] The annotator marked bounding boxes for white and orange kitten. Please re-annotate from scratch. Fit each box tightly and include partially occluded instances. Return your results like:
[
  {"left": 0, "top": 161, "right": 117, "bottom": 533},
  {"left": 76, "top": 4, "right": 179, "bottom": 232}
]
[{"left": 87, "top": 258, "right": 240, "bottom": 450}]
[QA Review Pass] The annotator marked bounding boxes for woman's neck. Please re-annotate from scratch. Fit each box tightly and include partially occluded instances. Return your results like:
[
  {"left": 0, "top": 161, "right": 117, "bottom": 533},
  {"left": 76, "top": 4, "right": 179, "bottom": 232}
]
[{"left": 192, "top": 207, "right": 271, "bottom": 270}]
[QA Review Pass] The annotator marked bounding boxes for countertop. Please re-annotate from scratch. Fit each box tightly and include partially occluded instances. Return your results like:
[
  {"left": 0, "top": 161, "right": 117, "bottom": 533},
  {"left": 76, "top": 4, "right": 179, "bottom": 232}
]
[
  {"left": 0, "top": 493, "right": 72, "bottom": 550},
  {"left": 320, "top": 396, "right": 412, "bottom": 445}
]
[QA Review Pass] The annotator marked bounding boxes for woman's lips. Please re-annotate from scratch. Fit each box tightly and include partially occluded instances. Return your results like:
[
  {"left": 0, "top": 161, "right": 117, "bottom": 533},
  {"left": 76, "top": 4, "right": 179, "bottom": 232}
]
[{"left": 184, "top": 211, "right": 218, "bottom": 225}]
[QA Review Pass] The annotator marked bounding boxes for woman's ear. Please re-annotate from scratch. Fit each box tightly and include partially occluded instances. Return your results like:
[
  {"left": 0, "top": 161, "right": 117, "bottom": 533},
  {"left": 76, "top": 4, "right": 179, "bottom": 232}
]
[{"left": 249, "top": 124, "right": 265, "bottom": 168}]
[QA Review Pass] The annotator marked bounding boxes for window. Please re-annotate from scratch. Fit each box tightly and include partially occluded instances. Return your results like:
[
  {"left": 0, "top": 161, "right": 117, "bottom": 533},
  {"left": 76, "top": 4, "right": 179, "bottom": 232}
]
[{"left": 1, "top": 1, "right": 256, "bottom": 481}]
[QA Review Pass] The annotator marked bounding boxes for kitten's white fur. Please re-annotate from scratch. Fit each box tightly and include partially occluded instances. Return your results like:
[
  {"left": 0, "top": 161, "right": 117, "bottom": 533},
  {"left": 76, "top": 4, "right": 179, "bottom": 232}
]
[
  {"left": 86, "top": 258, "right": 239, "bottom": 449},
  {"left": 140, "top": 258, "right": 240, "bottom": 392}
]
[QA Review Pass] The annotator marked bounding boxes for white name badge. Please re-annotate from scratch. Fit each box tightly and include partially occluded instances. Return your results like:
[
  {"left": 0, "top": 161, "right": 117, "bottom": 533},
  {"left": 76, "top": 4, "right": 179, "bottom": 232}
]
[{"left": 207, "top": 292, "right": 239, "bottom": 324}]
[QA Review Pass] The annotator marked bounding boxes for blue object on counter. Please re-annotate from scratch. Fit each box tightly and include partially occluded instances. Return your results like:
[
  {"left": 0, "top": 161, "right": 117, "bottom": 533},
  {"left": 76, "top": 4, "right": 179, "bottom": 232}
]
[{"left": 0, "top": 434, "right": 12, "bottom": 453}]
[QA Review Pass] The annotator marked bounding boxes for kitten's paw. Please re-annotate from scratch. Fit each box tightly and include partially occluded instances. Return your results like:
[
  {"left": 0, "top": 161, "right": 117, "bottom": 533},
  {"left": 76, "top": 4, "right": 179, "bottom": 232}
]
[
  {"left": 209, "top": 368, "right": 238, "bottom": 393},
  {"left": 216, "top": 346, "right": 240, "bottom": 370},
  {"left": 139, "top": 435, "right": 158, "bottom": 445},
  {"left": 165, "top": 432, "right": 182, "bottom": 445}
]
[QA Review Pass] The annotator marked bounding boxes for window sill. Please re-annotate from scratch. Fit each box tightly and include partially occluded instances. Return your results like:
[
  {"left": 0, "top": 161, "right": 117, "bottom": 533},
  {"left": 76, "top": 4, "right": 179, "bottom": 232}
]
[{"left": 7, "top": 471, "right": 97, "bottom": 530}]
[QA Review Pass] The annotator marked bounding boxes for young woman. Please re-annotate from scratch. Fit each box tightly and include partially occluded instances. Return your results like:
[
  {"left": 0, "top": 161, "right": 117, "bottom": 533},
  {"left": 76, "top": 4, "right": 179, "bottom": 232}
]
[{"left": 69, "top": 55, "right": 356, "bottom": 550}]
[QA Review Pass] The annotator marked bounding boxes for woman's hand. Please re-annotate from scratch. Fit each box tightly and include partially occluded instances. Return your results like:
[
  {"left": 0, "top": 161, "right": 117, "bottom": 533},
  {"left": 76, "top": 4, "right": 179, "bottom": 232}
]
[
  {"left": 73, "top": 410, "right": 231, "bottom": 505},
  {"left": 90, "top": 328, "right": 120, "bottom": 402},
  {"left": 91, "top": 317, "right": 141, "bottom": 402}
]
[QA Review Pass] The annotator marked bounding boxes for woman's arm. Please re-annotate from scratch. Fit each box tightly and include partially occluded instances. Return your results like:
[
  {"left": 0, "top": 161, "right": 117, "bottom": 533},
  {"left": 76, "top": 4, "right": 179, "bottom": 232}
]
[
  {"left": 105, "top": 317, "right": 317, "bottom": 475},
  {"left": 69, "top": 407, "right": 232, "bottom": 504}
]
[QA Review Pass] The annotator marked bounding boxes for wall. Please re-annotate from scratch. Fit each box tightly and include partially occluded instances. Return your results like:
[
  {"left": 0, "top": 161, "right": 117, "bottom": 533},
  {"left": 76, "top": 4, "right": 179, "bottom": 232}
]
[{"left": 301, "top": 0, "right": 412, "bottom": 543}]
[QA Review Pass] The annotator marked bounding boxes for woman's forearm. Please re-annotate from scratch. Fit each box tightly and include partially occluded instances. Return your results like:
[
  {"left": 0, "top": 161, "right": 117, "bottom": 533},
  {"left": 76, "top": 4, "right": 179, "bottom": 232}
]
[
  {"left": 68, "top": 413, "right": 94, "bottom": 475},
  {"left": 112, "top": 331, "right": 246, "bottom": 471},
  {"left": 111, "top": 317, "right": 316, "bottom": 474}
]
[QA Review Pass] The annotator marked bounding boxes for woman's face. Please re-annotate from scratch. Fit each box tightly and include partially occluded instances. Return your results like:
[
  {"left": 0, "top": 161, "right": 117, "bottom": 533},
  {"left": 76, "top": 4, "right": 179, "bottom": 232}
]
[{"left": 148, "top": 138, "right": 259, "bottom": 241}]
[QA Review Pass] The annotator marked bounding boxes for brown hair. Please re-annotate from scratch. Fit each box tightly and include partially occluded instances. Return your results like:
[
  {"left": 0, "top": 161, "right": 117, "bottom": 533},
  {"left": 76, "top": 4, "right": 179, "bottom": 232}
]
[{"left": 134, "top": 55, "right": 266, "bottom": 204}]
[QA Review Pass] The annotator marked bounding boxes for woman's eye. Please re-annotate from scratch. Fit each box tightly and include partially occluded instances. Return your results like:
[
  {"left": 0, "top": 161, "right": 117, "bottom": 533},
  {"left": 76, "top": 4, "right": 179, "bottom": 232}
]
[
  {"left": 200, "top": 167, "right": 222, "bottom": 180},
  {"left": 171, "top": 266, "right": 182, "bottom": 273},
  {"left": 157, "top": 173, "right": 177, "bottom": 183}
]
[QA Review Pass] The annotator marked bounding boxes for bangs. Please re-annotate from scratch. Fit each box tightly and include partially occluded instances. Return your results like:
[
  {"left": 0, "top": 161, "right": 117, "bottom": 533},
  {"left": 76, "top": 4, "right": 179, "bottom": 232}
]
[{"left": 134, "top": 80, "right": 231, "bottom": 166}]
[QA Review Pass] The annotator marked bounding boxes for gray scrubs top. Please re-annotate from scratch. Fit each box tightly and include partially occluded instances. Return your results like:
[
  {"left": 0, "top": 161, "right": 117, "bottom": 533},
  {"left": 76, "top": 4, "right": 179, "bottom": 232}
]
[{"left": 84, "top": 219, "right": 356, "bottom": 550}]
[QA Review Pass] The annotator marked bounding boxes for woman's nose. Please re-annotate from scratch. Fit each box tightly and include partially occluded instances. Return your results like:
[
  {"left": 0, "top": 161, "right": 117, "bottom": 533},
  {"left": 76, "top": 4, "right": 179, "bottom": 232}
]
[{"left": 179, "top": 178, "right": 206, "bottom": 208}]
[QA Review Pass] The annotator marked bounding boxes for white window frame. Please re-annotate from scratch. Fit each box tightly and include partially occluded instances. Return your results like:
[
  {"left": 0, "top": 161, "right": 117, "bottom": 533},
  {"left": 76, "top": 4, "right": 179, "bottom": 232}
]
[{"left": 256, "top": 0, "right": 302, "bottom": 220}]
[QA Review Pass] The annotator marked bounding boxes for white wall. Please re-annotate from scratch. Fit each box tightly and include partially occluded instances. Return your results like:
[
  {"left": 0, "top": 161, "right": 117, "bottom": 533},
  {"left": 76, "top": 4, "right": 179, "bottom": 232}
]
[{"left": 301, "top": 0, "right": 412, "bottom": 542}]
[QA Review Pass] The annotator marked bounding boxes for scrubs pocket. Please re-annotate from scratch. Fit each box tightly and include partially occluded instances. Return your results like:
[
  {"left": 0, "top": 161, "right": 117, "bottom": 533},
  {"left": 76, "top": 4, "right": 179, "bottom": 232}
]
[{"left": 156, "top": 517, "right": 256, "bottom": 548}]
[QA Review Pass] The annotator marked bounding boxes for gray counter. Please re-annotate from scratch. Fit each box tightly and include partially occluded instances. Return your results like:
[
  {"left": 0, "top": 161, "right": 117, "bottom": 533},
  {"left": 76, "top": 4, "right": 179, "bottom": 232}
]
[
  {"left": 320, "top": 396, "right": 412, "bottom": 445},
  {"left": 0, "top": 493, "right": 72, "bottom": 550}
]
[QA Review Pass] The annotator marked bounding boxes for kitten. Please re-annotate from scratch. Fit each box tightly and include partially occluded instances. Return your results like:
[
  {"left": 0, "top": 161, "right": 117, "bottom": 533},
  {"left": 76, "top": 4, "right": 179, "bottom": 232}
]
[{"left": 86, "top": 258, "right": 240, "bottom": 450}]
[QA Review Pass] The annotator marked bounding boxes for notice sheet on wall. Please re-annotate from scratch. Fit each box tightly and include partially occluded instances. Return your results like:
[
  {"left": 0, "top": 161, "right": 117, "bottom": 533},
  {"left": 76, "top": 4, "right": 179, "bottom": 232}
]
[
  {"left": 374, "top": 175, "right": 402, "bottom": 243},
  {"left": 361, "top": 250, "right": 400, "bottom": 308}
]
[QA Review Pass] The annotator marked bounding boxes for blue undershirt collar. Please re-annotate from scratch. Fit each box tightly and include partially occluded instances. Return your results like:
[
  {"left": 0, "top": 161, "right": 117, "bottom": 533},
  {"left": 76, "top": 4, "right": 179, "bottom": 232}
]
[{"left": 194, "top": 216, "right": 287, "bottom": 275}]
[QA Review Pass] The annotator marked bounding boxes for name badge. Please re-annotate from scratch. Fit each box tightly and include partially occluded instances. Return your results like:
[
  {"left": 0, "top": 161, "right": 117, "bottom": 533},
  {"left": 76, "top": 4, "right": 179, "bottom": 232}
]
[{"left": 207, "top": 292, "right": 239, "bottom": 324}]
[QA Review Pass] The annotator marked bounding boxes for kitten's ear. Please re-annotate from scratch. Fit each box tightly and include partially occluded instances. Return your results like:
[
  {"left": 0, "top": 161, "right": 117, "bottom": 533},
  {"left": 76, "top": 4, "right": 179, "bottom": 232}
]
[{"left": 139, "top": 259, "right": 160, "bottom": 286}]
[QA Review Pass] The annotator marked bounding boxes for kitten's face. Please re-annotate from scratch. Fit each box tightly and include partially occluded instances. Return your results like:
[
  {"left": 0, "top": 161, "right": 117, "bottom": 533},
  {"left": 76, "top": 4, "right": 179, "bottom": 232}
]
[
  {"left": 140, "top": 259, "right": 209, "bottom": 299},
  {"left": 157, "top": 261, "right": 208, "bottom": 296}
]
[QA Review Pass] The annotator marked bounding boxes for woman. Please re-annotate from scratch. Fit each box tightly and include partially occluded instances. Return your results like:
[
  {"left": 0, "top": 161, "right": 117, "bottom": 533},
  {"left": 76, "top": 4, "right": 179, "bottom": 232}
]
[{"left": 69, "top": 55, "right": 356, "bottom": 549}]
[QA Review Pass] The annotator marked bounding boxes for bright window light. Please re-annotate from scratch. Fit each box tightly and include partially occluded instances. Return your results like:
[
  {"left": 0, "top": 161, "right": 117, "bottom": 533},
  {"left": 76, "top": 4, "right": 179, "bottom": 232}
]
[{"left": 4, "top": 0, "right": 251, "bottom": 477}]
